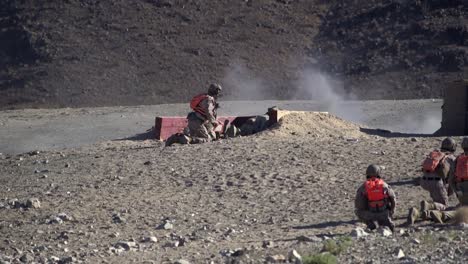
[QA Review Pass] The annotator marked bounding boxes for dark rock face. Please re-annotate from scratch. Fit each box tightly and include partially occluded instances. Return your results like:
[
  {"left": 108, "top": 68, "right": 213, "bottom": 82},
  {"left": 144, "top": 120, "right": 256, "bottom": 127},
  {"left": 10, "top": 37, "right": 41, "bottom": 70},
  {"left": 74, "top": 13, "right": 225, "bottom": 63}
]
[
  {"left": 314, "top": 0, "right": 468, "bottom": 99},
  {"left": 0, "top": 0, "right": 467, "bottom": 109}
]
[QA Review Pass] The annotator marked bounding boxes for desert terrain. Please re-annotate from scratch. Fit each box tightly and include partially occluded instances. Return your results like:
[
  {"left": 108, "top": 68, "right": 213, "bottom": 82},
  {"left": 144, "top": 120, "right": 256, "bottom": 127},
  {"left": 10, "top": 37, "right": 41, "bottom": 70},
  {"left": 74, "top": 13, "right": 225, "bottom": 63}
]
[{"left": 1, "top": 100, "right": 467, "bottom": 264}]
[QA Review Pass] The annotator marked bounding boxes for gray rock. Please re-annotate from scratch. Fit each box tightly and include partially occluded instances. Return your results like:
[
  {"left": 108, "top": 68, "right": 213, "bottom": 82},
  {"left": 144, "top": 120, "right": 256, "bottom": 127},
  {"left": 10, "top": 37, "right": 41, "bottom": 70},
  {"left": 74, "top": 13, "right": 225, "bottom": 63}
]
[
  {"left": 351, "top": 227, "right": 369, "bottom": 238},
  {"left": 174, "top": 260, "right": 190, "bottom": 264},
  {"left": 142, "top": 236, "right": 158, "bottom": 243},
  {"left": 411, "top": 238, "right": 420, "bottom": 244},
  {"left": 48, "top": 217, "right": 64, "bottom": 225},
  {"left": 378, "top": 227, "right": 393, "bottom": 237},
  {"left": 164, "top": 241, "right": 179, "bottom": 248},
  {"left": 396, "top": 249, "right": 405, "bottom": 259},
  {"left": 59, "top": 256, "right": 76, "bottom": 263},
  {"left": 158, "top": 222, "right": 173, "bottom": 230},
  {"left": 266, "top": 254, "right": 286, "bottom": 263},
  {"left": 57, "top": 213, "right": 72, "bottom": 221},
  {"left": 49, "top": 256, "right": 60, "bottom": 262},
  {"left": 115, "top": 241, "right": 137, "bottom": 251},
  {"left": 19, "top": 254, "right": 33, "bottom": 263},
  {"left": 262, "top": 240, "right": 274, "bottom": 248},
  {"left": 25, "top": 198, "right": 41, "bottom": 209}
]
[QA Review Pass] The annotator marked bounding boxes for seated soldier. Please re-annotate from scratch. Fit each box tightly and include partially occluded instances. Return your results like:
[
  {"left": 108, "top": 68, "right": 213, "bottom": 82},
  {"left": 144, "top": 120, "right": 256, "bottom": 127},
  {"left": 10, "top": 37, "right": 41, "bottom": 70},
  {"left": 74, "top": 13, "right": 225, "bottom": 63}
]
[{"left": 355, "top": 164, "right": 396, "bottom": 231}]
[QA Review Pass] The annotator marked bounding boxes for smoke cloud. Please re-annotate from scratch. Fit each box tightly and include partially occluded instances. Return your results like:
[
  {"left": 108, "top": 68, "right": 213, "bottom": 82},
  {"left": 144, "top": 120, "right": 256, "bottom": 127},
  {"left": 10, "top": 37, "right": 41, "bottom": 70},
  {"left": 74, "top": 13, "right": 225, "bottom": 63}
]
[
  {"left": 222, "top": 63, "right": 267, "bottom": 101},
  {"left": 294, "top": 69, "right": 365, "bottom": 124}
]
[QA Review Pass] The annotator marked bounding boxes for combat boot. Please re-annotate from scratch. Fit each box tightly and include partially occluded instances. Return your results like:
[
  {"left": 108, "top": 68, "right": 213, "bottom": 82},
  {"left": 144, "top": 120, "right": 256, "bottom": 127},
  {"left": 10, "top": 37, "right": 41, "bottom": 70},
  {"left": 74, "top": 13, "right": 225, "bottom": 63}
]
[
  {"left": 430, "top": 211, "right": 444, "bottom": 224},
  {"left": 178, "top": 135, "right": 191, "bottom": 144},
  {"left": 366, "top": 221, "right": 377, "bottom": 230},
  {"left": 165, "top": 134, "right": 180, "bottom": 147},
  {"left": 407, "top": 207, "right": 420, "bottom": 225}
]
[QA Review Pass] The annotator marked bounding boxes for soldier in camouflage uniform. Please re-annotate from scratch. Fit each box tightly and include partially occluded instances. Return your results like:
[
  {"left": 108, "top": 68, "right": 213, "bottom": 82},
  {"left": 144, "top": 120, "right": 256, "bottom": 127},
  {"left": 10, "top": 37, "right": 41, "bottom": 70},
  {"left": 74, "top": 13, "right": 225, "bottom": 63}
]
[
  {"left": 430, "top": 137, "right": 468, "bottom": 223},
  {"left": 165, "top": 83, "right": 222, "bottom": 146},
  {"left": 224, "top": 107, "right": 277, "bottom": 138},
  {"left": 407, "top": 137, "right": 457, "bottom": 225},
  {"left": 355, "top": 165, "right": 396, "bottom": 231}
]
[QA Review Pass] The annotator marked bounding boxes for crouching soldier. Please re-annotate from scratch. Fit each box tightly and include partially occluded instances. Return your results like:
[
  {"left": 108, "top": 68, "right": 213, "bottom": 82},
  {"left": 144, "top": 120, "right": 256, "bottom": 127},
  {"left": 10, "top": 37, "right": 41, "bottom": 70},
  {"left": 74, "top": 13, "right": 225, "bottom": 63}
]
[
  {"left": 407, "top": 137, "right": 457, "bottom": 225},
  {"left": 355, "top": 164, "right": 396, "bottom": 231},
  {"left": 430, "top": 137, "right": 468, "bottom": 223},
  {"left": 165, "top": 83, "right": 222, "bottom": 146}
]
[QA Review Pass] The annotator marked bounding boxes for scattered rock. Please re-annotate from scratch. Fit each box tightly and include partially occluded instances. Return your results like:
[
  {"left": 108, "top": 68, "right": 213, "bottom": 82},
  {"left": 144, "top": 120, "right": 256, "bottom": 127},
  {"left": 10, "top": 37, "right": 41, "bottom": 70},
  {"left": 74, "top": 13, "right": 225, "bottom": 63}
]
[
  {"left": 112, "top": 213, "right": 126, "bottom": 223},
  {"left": 25, "top": 198, "right": 41, "bottom": 209},
  {"left": 266, "top": 254, "right": 286, "bottom": 263},
  {"left": 411, "top": 138, "right": 418, "bottom": 142},
  {"left": 411, "top": 238, "right": 420, "bottom": 244},
  {"left": 59, "top": 256, "right": 76, "bottom": 263},
  {"left": 115, "top": 241, "right": 137, "bottom": 251},
  {"left": 378, "top": 227, "right": 393, "bottom": 237},
  {"left": 164, "top": 241, "right": 180, "bottom": 248},
  {"left": 262, "top": 240, "right": 274, "bottom": 248},
  {"left": 142, "top": 236, "right": 158, "bottom": 243},
  {"left": 57, "top": 213, "right": 73, "bottom": 221},
  {"left": 158, "top": 222, "right": 173, "bottom": 230},
  {"left": 350, "top": 227, "right": 369, "bottom": 238},
  {"left": 19, "top": 254, "right": 33, "bottom": 263},
  {"left": 288, "top": 249, "right": 302, "bottom": 264},
  {"left": 144, "top": 161, "right": 152, "bottom": 165},
  {"left": 174, "top": 260, "right": 190, "bottom": 264},
  {"left": 47, "top": 217, "right": 64, "bottom": 225},
  {"left": 396, "top": 249, "right": 405, "bottom": 259}
]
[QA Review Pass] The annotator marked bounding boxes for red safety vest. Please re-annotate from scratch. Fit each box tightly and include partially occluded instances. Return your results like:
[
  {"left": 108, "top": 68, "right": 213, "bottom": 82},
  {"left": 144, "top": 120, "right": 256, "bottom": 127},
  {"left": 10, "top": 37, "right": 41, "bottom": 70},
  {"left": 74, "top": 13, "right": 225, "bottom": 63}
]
[
  {"left": 365, "top": 178, "right": 388, "bottom": 209},
  {"left": 455, "top": 154, "right": 468, "bottom": 182},
  {"left": 422, "top": 150, "right": 445, "bottom": 173},
  {"left": 190, "top": 94, "right": 208, "bottom": 116}
]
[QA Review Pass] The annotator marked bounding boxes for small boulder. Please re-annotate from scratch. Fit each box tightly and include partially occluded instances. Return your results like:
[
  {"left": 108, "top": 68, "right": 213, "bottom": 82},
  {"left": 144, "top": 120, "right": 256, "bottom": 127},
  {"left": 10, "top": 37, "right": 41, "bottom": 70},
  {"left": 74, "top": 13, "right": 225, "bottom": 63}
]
[
  {"left": 266, "top": 255, "right": 286, "bottom": 263},
  {"left": 350, "top": 227, "right": 369, "bottom": 238},
  {"left": 288, "top": 249, "right": 302, "bottom": 264},
  {"left": 25, "top": 198, "right": 41, "bottom": 209}
]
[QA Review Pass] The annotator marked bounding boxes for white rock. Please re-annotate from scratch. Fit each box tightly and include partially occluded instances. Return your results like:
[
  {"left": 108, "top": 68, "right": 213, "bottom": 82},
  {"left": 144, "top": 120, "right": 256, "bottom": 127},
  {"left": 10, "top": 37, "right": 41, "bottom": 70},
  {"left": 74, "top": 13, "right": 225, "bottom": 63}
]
[
  {"left": 378, "top": 227, "right": 393, "bottom": 237},
  {"left": 25, "top": 198, "right": 41, "bottom": 209},
  {"left": 350, "top": 227, "right": 369, "bottom": 238},
  {"left": 288, "top": 249, "right": 302, "bottom": 264},
  {"left": 174, "top": 260, "right": 190, "bottom": 264},
  {"left": 396, "top": 249, "right": 405, "bottom": 259}
]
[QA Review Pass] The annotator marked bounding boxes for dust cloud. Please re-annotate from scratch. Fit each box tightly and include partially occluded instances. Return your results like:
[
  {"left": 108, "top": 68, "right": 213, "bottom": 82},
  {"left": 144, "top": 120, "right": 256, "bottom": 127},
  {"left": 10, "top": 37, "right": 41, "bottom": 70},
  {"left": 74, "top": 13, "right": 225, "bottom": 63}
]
[{"left": 293, "top": 69, "right": 365, "bottom": 124}]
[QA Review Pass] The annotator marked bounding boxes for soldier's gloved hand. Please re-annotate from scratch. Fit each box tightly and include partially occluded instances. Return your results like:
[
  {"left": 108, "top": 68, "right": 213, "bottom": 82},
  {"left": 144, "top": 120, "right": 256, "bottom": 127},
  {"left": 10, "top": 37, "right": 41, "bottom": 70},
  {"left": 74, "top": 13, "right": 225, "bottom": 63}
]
[{"left": 215, "top": 103, "right": 220, "bottom": 109}]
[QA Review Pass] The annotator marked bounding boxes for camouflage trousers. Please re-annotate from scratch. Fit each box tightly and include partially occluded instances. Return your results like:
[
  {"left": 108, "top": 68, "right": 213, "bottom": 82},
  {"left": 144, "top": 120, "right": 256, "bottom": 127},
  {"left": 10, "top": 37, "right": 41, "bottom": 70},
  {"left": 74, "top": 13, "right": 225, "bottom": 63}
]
[
  {"left": 420, "top": 177, "right": 449, "bottom": 210},
  {"left": 355, "top": 209, "right": 394, "bottom": 228},
  {"left": 187, "top": 113, "right": 216, "bottom": 144}
]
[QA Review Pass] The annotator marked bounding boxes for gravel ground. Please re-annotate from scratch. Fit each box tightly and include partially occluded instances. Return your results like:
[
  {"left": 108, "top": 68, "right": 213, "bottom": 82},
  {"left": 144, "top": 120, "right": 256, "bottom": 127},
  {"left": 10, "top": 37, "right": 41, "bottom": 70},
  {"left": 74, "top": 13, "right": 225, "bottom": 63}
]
[{"left": 1, "top": 101, "right": 467, "bottom": 264}]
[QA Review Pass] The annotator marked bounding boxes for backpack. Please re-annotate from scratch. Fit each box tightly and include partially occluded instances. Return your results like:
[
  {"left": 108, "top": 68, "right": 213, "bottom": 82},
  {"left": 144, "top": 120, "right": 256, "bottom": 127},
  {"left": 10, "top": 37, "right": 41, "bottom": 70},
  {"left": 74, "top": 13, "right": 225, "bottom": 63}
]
[
  {"left": 422, "top": 150, "right": 446, "bottom": 173},
  {"left": 190, "top": 94, "right": 208, "bottom": 115},
  {"left": 365, "top": 178, "right": 387, "bottom": 209},
  {"left": 455, "top": 154, "right": 468, "bottom": 182}
]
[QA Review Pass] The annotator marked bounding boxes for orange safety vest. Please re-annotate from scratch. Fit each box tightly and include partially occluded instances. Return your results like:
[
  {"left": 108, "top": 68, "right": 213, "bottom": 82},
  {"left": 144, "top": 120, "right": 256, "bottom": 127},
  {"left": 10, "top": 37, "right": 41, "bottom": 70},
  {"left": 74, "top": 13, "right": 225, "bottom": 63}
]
[
  {"left": 455, "top": 154, "right": 468, "bottom": 182},
  {"left": 422, "top": 150, "right": 446, "bottom": 173},
  {"left": 190, "top": 94, "right": 208, "bottom": 116},
  {"left": 365, "top": 178, "right": 388, "bottom": 209}
]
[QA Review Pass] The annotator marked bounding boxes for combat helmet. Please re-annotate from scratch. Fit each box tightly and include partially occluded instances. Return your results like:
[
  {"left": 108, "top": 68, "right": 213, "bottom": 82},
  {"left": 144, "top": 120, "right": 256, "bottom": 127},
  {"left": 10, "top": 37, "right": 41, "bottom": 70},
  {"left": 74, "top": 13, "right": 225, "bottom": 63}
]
[
  {"left": 366, "top": 164, "right": 381, "bottom": 179},
  {"left": 441, "top": 137, "right": 456, "bottom": 153},
  {"left": 461, "top": 137, "right": 468, "bottom": 151},
  {"left": 208, "top": 83, "right": 222, "bottom": 97}
]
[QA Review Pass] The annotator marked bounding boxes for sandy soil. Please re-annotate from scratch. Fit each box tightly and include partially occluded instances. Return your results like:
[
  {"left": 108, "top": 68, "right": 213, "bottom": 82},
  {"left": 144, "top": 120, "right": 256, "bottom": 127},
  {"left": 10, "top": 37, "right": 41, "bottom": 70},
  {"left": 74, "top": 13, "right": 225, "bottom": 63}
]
[{"left": 1, "top": 100, "right": 467, "bottom": 264}]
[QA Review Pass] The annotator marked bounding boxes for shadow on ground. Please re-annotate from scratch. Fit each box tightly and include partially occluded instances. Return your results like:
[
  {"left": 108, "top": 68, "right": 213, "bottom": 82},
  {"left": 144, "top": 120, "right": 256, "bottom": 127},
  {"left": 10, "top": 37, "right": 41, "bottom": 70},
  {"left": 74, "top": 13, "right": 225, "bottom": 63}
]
[
  {"left": 360, "top": 128, "right": 434, "bottom": 138},
  {"left": 117, "top": 127, "right": 155, "bottom": 141}
]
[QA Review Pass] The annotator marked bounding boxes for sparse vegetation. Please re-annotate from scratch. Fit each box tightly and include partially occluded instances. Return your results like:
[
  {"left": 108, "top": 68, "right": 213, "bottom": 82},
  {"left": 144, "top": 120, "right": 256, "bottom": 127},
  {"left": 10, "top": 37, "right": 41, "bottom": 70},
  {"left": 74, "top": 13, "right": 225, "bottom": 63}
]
[
  {"left": 321, "top": 236, "right": 353, "bottom": 256},
  {"left": 303, "top": 253, "right": 338, "bottom": 264}
]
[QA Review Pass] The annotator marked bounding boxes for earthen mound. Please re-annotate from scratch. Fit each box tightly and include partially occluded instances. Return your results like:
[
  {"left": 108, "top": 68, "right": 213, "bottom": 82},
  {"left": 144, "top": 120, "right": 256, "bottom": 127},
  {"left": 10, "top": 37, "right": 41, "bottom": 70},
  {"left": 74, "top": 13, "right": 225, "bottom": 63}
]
[{"left": 265, "top": 111, "right": 365, "bottom": 139}]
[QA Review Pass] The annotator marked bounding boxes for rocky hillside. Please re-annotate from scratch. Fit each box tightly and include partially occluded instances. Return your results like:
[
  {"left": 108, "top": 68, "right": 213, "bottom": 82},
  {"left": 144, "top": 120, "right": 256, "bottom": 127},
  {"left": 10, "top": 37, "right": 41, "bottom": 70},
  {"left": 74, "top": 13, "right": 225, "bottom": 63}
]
[{"left": 1, "top": 0, "right": 467, "bottom": 109}]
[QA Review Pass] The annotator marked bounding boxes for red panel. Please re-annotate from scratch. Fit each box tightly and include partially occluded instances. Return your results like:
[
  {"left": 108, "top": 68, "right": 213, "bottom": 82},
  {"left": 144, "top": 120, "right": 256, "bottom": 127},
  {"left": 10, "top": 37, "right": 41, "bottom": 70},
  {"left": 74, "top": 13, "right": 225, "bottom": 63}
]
[{"left": 155, "top": 116, "right": 238, "bottom": 140}]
